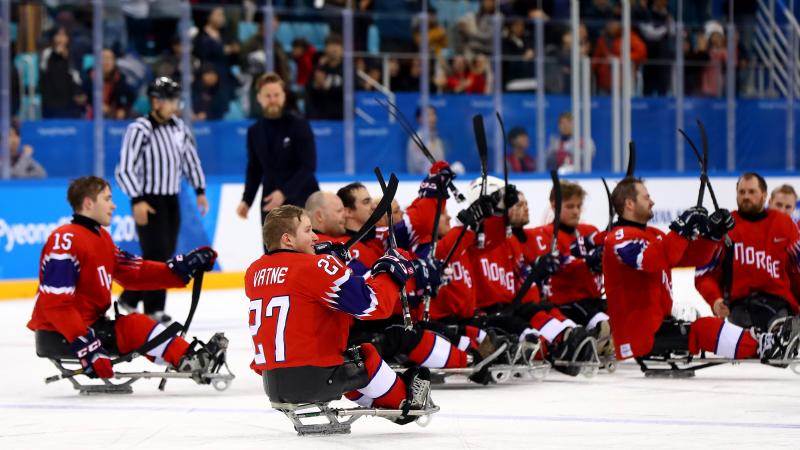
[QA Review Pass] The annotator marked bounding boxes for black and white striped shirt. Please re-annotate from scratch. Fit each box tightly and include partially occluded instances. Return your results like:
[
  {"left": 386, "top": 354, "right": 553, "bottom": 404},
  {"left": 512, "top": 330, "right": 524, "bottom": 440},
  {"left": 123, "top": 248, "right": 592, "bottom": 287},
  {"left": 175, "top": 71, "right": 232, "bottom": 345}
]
[{"left": 115, "top": 115, "right": 206, "bottom": 199}]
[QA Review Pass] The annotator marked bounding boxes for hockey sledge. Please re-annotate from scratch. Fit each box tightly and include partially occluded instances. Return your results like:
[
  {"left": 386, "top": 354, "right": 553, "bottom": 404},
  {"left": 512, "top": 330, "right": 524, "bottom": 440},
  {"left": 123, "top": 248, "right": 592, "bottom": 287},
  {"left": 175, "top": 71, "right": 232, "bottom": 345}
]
[
  {"left": 39, "top": 326, "right": 235, "bottom": 395},
  {"left": 272, "top": 398, "right": 440, "bottom": 436}
]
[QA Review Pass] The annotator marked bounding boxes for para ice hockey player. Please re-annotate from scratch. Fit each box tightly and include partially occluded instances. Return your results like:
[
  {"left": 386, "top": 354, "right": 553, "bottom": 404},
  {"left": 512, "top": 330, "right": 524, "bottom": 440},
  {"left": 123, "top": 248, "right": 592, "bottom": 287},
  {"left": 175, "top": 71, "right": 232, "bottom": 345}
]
[
  {"left": 246, "top": 205, "right": 435, "bottom": 424},
  {"left": 603, "top": 177, "right": 799, "bottom": 365},
  {"left": 695, "top": 172, "right": 800, "bottom": 332},
  {"left": 523, "top": 181, "right": 613, "bottom": 356},
  {"left": 29, "top": 176, "right": 224, "bottom": 384}
]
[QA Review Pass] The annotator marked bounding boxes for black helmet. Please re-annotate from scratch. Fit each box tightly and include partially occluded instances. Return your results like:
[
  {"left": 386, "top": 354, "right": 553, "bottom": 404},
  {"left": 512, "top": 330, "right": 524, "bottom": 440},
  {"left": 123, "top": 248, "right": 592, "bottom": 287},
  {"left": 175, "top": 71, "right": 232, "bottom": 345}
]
[{"left": 147, "top": 76, "right": 181, "bottom": 100}]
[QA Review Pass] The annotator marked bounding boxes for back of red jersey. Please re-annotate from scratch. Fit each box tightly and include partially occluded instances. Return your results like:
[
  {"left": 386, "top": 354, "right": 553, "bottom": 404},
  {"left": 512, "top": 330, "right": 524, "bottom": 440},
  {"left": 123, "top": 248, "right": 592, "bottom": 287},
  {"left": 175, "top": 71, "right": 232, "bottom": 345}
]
[
  {"left": 431, "top": 226, "right": 477, "bottom": 319},
  {"left": 246, "top": 250, "right": 399, "bottom": 371},
  {"left": 526, "top": 224, "right": 602, "bottom": 304}
]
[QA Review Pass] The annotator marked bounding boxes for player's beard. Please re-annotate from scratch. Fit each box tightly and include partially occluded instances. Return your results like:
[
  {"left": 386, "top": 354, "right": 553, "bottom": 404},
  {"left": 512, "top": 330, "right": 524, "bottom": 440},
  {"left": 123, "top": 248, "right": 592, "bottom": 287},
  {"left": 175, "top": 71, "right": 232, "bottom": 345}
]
[
  {"left": 738, "top": 199, "right": 763, "bottom": 215},
  {"left": 264, "top": 104, "right": 283, "bottom": 119}
]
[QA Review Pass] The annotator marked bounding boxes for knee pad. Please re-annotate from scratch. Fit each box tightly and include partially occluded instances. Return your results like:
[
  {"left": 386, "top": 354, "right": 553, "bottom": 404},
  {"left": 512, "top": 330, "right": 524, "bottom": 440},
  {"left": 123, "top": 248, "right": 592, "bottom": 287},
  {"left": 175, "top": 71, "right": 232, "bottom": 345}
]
[
  {"left": 375, "top": 325, "right": 423, "bottom": 358},
  {"left": 650, "top": 318, "right": 690, "bottom": 356}
]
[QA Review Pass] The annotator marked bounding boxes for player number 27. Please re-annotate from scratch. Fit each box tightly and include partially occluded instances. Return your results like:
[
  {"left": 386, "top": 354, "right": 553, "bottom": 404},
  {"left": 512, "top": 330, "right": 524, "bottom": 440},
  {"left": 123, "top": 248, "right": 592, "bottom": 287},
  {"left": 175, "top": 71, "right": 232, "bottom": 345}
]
[{"left": 249, "top": 296, "right": 290, "bottom": 364}]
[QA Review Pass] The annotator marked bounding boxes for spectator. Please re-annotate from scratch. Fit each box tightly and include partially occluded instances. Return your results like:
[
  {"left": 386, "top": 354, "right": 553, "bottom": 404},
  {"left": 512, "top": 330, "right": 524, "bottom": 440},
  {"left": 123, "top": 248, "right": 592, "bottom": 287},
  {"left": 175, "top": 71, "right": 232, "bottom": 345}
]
[
  {"left": 445, "top": 54, "right": 490, "bottom": 94},
  {"left": 545, "top": 112, "right": 595, "bottom": 172},
  {"left": 239, "top": 13, "right": 291, "bottom": 83},
  {"left": 502, "top": 17, "right": 535, "bottom": 89},
  {"left": 290, "top": 38, "right": 317, "bottom": 86},
  {"left": 356, "top": 58, "right": 382, "bottom": 91},
  {"left": 638, "top": 0, "right": 674, "bottom": 96},
  {"left": 406, "top": 106, "right": 445, "bottom": 175},
  {"left": 40, "top": 26, "right": 86, "bottom": 118},
  {"left": 84, "top": 48, "right": 136, "bottom": 119},
  {"left": 700, "top": 21, "right": 727, "bottom": 97},
  {"left": 413, "top": 6, "right": 448, "bottom": 56},
  {"left": 592, "top": 19, "right": 647, "bottom": 94},
  {"left": 582, "top": 0, "right": 618, "bottom": 40},
  {"left": 548, "top": 25, "right": 591, "bottom": 94},
  {"left": 152, "top": 35, "right": 188, "bottom": 81},
  {"left": 193, "top": 7, "right": 239, "bottom": 107},
  {"left": 467, "top": 54, "right": 491, "bottom": 94},
  {"left": 454, "top": 0, "right": 497, "bottom": 55},
  {"left": 52, "top": 8, "right": 93, "bottom": 70},
  {"left": 506, "top": 127, "right": 536, "bottom": 172},
  {"left": 192, "top": 64, "right": 230, "bottom": 121},
  {"left": 683, "top": 30, "right": 706, "bottom": 96},
  {"left": 768, "top": 184, "right": 798, "bottom": 217},
  {"left": 306, "top": 34, "right": 344, "bottom": 120},
  {"left": 7, "top": 121, "right": 47, "bottom": 179},
  {"left": 446, "top": 55, "right": 471, "bottom": 93}
]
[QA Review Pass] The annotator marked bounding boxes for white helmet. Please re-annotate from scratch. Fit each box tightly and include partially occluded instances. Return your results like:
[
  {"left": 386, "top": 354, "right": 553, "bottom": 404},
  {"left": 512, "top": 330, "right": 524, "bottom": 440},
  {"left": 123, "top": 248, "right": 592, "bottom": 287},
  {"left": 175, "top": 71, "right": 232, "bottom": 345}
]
[{"left": 466, "top": 175, "right": 505, "bottom": 205}]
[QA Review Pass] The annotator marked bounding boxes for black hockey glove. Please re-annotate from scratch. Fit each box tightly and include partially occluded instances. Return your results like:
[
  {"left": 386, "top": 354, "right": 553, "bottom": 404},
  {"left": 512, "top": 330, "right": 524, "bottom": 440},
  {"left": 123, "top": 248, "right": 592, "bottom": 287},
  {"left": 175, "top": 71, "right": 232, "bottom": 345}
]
[
  {"left": 457, "top": 195, "right": 494, "bottom": 229},
  {"left": 167, "top": 246, "right": 217, "bottom": 284},
  {"left": 71, "top": 329, "right": 113, "bottom": 379},
  {"left": 371, "top": 249, "right": 414, "bottom": 288},
  {"left": 410, "top": 258, "right": 444, "bottom": 298},
  {"left": 418, "top": 161, "right": 455, "bottom": 199},
  {"left": 488, "top": 184, "right": 519, "bottom": 212},
  {"left": 313, "top": 241, "right": 352, "bottom": 263},
  {"left": 705, "top": 209, "right": 735, "bottom": 241},
  {"left": 669, "top": 206, "right": 709, "bottom": 240},
  {"left": 584, "top": 246, "right": 604, "bottom": 273},
  {"left": 570, "top": 231, "right": 602, "bottom": 258},
  {"left": 531, "top": 253, "right": 561, "bottom": 284}
]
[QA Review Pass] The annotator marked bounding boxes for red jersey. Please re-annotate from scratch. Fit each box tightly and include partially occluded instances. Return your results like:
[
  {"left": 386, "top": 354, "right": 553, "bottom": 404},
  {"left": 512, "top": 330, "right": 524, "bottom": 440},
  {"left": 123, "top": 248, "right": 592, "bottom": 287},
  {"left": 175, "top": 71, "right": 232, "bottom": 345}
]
[
  {"left": 695, "top": 210, "right": 800, "bottom": 312},
  {"left": 27, "top": 215, "right": 184, "bottom": 342},
  {"left": 525, "top": 224, "right": 603, "bottom": 305},
  {"left": 396, "top": 197, "right": 441, "bottom": 252},
  {"left": 472, "top": 217, "right": 539, "bottom": 309},
  {"left": 604, "top": 221, "right": 716, "bottom": 359},
  {"left": 430, "top": 226, "right": 477, "bottom": 320},
  {"left": 246, "top": 250, "right": 400, "bottom": 371}
]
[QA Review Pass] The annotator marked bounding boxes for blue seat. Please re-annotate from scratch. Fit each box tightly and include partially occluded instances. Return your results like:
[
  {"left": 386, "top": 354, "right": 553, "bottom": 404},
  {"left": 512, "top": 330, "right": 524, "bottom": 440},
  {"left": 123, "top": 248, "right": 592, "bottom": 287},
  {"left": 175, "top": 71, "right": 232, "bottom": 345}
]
[
  {"left": 14, "top": 53, "right": 39, "bottom": 88},
  {"left": 367, "top": 25, "right": 380, "bottom": 54},
  {"left": 239, "top": 21, "right": 258, "bottom": 43}
]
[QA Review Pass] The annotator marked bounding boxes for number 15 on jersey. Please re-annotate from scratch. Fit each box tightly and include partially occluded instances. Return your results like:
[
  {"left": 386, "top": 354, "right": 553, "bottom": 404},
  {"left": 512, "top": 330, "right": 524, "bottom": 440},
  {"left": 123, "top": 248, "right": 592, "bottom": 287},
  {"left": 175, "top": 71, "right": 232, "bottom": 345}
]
[{"left": 249, "top": 296, "right": 290, "bottom": 365}]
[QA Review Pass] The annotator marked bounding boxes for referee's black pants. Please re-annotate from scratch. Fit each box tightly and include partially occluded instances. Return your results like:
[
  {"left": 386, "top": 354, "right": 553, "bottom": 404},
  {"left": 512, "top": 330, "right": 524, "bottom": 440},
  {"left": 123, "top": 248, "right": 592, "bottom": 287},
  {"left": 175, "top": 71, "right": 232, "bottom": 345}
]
[{"left": 119, "top": 194, "right": 180, "bottom": 314}]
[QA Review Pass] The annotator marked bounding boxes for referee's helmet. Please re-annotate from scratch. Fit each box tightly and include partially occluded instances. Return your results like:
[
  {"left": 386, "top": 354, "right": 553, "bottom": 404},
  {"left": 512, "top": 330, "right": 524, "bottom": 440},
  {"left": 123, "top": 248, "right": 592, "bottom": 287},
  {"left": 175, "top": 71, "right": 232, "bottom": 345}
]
[{"left": 147, "top": 77, "right": 181, "bottom": 100}]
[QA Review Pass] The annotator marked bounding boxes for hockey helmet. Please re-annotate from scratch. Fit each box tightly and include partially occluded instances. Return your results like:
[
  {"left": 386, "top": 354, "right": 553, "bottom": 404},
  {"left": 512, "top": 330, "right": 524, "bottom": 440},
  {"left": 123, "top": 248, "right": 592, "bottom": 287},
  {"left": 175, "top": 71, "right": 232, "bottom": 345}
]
[
  {"left": 466, "top": 175, "right": 505, "bottom": 204},
  {"left": 147, "top": 77, "right": 181, "bottom": 100}
]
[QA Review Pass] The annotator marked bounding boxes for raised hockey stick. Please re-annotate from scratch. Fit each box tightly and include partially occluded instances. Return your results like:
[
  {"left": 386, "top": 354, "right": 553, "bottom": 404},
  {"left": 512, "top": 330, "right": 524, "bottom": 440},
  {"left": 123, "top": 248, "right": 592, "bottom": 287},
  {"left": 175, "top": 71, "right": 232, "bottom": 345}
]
[
  {"left": 374, "top": 168, "right": 413, "bottom": 330},
  {"left": 158, "top": 271, "right": 204, "bottom": 390},
  {"left": 45, "top": 322, "right": 183, "bottom": 383},
  {"left": 506, "top": 171, "right": 561, "bottom": 312},
  {"left": 376, "top": 98, "right": 466, "bottom": 202},
  {"left": 679, "top": 120, "right": 733, "bottom": 303},
  {"left": 601, "top": 177, "right": 614, "bottom": 231},
  {"left": 496, "top": 112, "right": 512, "bottom": 238},
  {"left": 549, "top": 170, "right": 562, "bottom": 255},
  {"left": 625, "top": 141, "right": 636, "bottom": 178},
  {"left": 343, "top": 175, "right": 399, "bottom": 251},
  {"left": 423, "top": 179, "right": 445, "bottom": 322},
  {"left": 473, "top": 114, "right": 490, "bottom": 249}
]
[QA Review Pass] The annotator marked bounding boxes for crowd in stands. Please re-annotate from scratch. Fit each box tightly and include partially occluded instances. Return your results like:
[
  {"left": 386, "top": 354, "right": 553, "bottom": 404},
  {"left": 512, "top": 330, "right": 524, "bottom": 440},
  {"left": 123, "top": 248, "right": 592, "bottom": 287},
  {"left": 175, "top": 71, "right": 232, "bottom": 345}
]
[{"left": 5, "top": 0, "right": 760, "bottom": 125}]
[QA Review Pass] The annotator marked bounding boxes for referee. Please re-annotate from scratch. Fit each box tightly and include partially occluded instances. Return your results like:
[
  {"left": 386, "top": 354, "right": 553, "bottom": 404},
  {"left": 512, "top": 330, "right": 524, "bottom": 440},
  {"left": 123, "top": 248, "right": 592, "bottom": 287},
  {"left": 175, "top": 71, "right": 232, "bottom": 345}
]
[{"left": 115, "top": 76, "right": 208, "bottom": 323}]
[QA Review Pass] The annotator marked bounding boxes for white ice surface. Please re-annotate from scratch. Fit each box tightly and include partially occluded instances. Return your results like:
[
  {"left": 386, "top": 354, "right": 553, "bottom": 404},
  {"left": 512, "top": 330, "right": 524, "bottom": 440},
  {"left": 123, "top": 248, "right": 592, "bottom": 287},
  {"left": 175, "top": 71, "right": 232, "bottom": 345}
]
[{"left": 2, "top": 270, "right": 800, "bottom": 449}]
